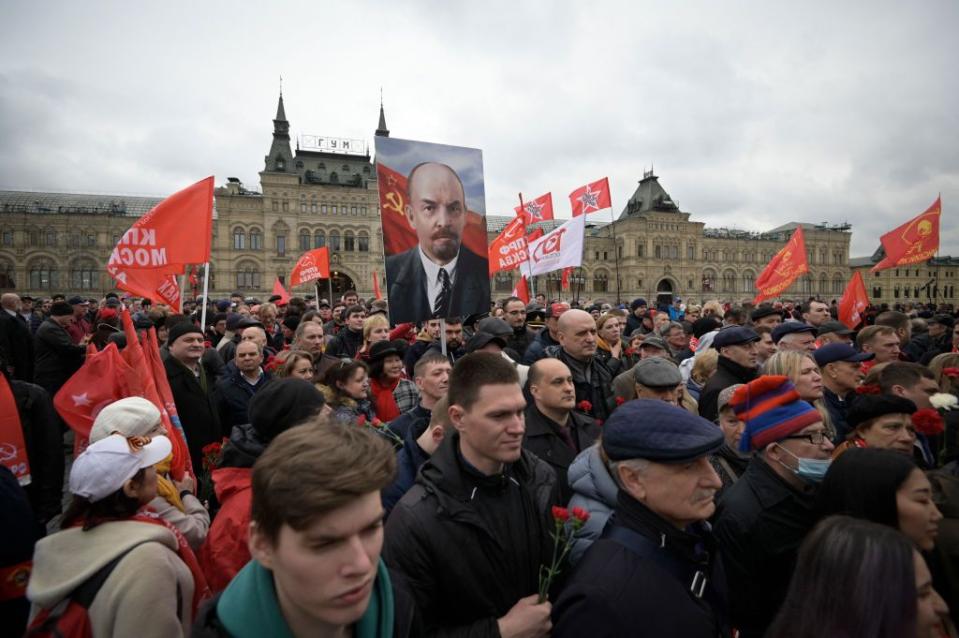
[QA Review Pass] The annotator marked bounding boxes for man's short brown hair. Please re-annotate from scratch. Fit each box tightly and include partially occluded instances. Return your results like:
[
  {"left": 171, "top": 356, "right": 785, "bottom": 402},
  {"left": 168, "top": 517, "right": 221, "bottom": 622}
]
[
  {"left": 878, "top": 361, "right": 935, "bottom": 393},
  {"left": 447, "top": 352, "right": 519, "bottom": 411},
  {"left": 251, "top": 420, "right": 396, "bottom": 544},
  {"left": 856, "top": 324, "right": 896, "bottom": 349}
]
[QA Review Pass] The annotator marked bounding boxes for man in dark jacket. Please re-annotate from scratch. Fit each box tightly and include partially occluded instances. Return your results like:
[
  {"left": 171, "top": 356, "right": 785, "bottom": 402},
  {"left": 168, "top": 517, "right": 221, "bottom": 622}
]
[
  {"left": 384, "top": 352, "right": 558, "bottom": 638},
  {"left": 698, "top": 326, "right": 760, "bottom": 422},
  {"left": 623, "top": 298, "right": 648, "bottom": 336},
  {"left": 33, "top": 301, "right": 87, "bottom": 397},
  {"left": 383, "top": 395, "right": 449, "bottom": 516},
  {"left": 814, "top": 343, "right": 872, "bottom": 443},
  {"left": 552, "top": 399, "right": 728, "bottom": 637},
  {"left": 325, "top": 304, "right": 366, "bottom": 359},
  {"left": 713, "top": 375, "right": 835, "bottom": 638},
  {"left": 1, "top": 293, "right": 34, "bottom": 382},
  {"left": 215, "top": 340, "right": 272, "bottom": 431},
  {"left": 388, "top": 351, "right": 450, "bottom": 441},
  {"left": 164, "top": 322, "right": 223, "bottom": 471},
  {"left": 544, "top": 309, "right": 620, "bottom": 423},
  {"left": 524, "top": 358, "right": 601, "bottom": 503},
  {"left": 503, "top": 296, "right": 538, "bottom": 357},
  {"left": 523, "top": 302, "right": 568, "bottom": 364}
]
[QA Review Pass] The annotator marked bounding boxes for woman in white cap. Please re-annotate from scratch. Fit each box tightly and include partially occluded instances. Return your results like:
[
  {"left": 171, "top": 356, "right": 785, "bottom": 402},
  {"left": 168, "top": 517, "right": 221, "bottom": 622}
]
[
  {"left": 88, "top": 396, "right": 210, "bottom": 550},
  {"left": 27, "top": 431, "right": 207, "bottom": 636}
]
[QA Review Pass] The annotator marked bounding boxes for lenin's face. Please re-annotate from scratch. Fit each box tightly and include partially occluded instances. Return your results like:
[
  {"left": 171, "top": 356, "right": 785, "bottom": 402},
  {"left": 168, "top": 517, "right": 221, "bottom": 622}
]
[{"left": 406, "top": 163, "right": 466, "bottom": 265}]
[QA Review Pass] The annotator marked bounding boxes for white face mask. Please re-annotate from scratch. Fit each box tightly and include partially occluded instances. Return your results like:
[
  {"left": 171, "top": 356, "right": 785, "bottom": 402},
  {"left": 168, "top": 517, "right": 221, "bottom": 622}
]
[{"left": 775, "top": 444, "right": 831, "bottom": 483}]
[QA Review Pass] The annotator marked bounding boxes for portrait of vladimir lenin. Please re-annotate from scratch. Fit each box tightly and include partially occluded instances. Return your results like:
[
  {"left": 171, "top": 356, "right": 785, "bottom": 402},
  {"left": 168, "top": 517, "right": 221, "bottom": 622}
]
[{"left": 384, "top": 161, "right": 490, "bottom": 323}]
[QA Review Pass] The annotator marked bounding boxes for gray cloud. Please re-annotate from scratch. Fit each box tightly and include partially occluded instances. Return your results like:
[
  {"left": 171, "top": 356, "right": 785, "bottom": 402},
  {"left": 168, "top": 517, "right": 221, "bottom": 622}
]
[{"left": 0, "top": 0, "right": 956, "bottom": 256}]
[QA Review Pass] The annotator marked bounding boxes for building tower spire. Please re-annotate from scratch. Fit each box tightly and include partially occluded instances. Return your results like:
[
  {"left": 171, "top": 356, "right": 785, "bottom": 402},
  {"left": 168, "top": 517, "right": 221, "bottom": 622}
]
[
  {"left": 375, "top": 89, "right": 390, "bottom": 138},
  {"left": 264, "top": 89, "right": 293, "bottom": 172}
]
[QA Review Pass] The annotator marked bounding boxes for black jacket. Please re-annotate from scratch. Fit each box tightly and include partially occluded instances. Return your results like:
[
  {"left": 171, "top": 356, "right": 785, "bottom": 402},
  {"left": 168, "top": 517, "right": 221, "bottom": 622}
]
[
  {"left": 698, "top": 356, "right": 758, "bottom": 422},
  {"left": 385, "top": 245, "right": 491, "bottom": 324},
  {"left": 165, "top": 355, "right": 224, "bottom": 471},
  {"left": 10, "top": 379, "right": 64, "bottom": 525},
  {"left": 712, "top": 457, "right": 818, "bottom": 638},
  {"left": 506, "top": 325, "right": 538, "bottom": 359},
  {"left": 214, "top": 367, "right": 272, "bottom": 431},
  {"left": 522, "top": 328, "right": 560, "bottom": 365},
  {"left": 545, "top": 346, "right": 620, "bottom": 423},
  {"left": 0, "top": 311, "right": 34, "bottom": 382},
  {"left": 822, "top": 386, "right": 853, "bottom": 443},
  {"left": 384, "top": 431, "right": 559, "bottom": 637},
  {"left": 523, "top": 405, "right": 601, "bottom": 504},
  {"left": 325, "top": 327, "right": 364, "bottom": 359},
  {"left": 32, "top": 318, "right": 85, "bottom": 396},
  {"left": 553, "top": 492, "right": 731, "bottom": 638}
]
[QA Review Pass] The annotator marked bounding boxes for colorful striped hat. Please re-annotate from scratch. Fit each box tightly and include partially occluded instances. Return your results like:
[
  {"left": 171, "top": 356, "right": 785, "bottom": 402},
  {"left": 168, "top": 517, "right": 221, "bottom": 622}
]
[{"left": 729, "top": 375, "right": 822, "bottom": 452}]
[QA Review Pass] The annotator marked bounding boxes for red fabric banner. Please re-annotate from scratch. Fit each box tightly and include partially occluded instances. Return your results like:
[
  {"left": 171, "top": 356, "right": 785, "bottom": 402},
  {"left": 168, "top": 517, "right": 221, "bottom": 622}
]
[
  {"left": 838, "top": 271, "right": 870, "bottom": 329},
  {"left": 54, "top": 342, "right": 134, "bottom": 439},
  {"left": 753, "top": 226, "right": 810, "bottom": 304},
  {"left": 488, "top": 216, "right": 529, "bottom": 276},
  {"left": 561, "top": 267, "right": 572, "bottom": 290},
  {"left": 373, "top": 271, "right": 383, "bottom": 300},
  {"left": 0, "top": 374, "right": 30, "bottom": 485},
  {"left": 375, "top": 162, "right": 489, "bottom": 257},
  {"left": 113, "top": 268, "right": 180, "bottom": 307},
  {"left": 512, "top": 275, "right": 530, "bottom": 304},
  {"left": 871, "top": 196, "right": 941, "bottom": 272},
  {"left": 514, "top": 192, "right": 555, "bottom": 225},
  {"left": 144, "top": 327, "right": 192, "bottom": 477},
  {"left": 289, "top": 247, "right": 330, "bottom": 287},
  {"left": 271, "top": 278, "right": 291, "bottom": 306},
  {"left": 569, "top": 177, "right": 612, "bottom": 217}
]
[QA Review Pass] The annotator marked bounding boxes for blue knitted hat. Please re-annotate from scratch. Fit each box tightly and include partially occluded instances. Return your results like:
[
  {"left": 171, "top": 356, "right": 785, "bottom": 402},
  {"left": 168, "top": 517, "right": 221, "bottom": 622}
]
[{"left": 729, "top": 375, "right": 821, "bottom": 452}]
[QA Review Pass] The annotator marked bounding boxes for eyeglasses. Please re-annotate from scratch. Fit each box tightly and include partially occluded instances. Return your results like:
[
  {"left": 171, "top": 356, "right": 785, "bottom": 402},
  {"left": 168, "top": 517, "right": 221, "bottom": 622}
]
[
  {"left": 507, "top": 310, "right": 527, "bottom": 315},
  {"left": 784, "top": 431, "right": 829, "bottom": 446}
]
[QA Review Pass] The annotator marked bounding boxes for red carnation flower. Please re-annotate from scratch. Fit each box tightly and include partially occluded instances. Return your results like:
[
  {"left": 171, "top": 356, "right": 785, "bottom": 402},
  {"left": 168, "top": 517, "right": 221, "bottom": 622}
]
[
  {"left": 912, "top": 409, "right": 945, "bottom": 436},
  {"left": 943, "top": 367, "right": 959, "bottom": 379},
  {"left": 855, "top": 384, "right": 881, "bottom": 395},
  {"left": 356, "top": 415, "right": 367, "bottom": 426},
  {"left": 577, "top": 400, "right": 593, "bottom": 412},
  {"left": 551, "top": 506, "right": 570, "bottom": 523},
  {"left": 572, "top": 507, "right": 590, "bottom": 523},
  {"left": 615, "top": 397, "right": 625, "bottom": 406}
]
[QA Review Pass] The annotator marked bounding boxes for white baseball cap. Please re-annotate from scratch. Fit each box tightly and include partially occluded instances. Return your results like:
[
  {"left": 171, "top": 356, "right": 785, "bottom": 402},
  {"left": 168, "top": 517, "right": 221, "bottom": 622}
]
[{"left": 69, "top": 434, "right": 171, "bottom": 503}]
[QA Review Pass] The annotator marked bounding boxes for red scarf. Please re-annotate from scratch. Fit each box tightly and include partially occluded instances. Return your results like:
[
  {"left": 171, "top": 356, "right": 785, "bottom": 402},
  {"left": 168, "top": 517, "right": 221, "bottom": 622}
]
[{"left": 370, "top": 377, "right": 400, "bottom": 422}]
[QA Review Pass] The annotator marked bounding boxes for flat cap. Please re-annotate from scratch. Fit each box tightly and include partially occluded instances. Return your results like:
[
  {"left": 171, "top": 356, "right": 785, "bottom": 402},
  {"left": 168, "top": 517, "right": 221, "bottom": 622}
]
[
  {"left": 750, "top": 305, "right": 781, "bottom": 321},
  {"left": 632, "top": 357, "right": 682, "bottom": 388},
  {"left": 466, "top": 332, "right": 507, "bottom": 353},
  {"left": 639, "top": 335, "right": 668, "bottom": 351},
  {"left": 847, "top": 395, "right": 917, "bottom": 429},
  {"left": 603, "top": 399, "right": 723, "bottom": 463},
  {"left": 67, "top": 296, "right": 87, "bottom": 305},
  {"left": 930, "top": 314, "right": 955, "bottom": 329},
  {"left": 772, "top": 322, "right": 816, "bottom": 344},
  {"left": 712, "top": 326, "right": 759, "bottom": 349},
  {"left": 817, "top": 320, "right": 854, "bottom": 337},
  {"left": 813, "top": 343, "right": 874, "bottom": 368},
  {"left": 476, "top": 316, "right": 512, "bottom": 337}
]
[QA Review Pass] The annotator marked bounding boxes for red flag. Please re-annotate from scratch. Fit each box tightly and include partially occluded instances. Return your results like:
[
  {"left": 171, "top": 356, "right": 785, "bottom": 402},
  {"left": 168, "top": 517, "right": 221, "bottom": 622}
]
[
  {"left": 488, "top": 216, "right": 529, "bottom": 276},
  {"left": 838, "top": 271, "right": 870, "bottom": 329},
  {"left": 144, "top": 327, "right": 192, "bottom": 477},
  {"left": 514, "top": 193, "right": 555, "bottom": 224},
  {"left": 871, "top": 196, "right": 941, "bottom": 272},
  {"left": 372, "top": 271, "right": 383, "bottom": 300},
  {"left": 375, "top": 162, "right": 489, "bottom": 257},
  {"left": 512, "top": 275, "right": 530, "bottom": 304},
  {"left": 0, "top": 374, "right": 30, "bottom": 485},
  {"left": 753, "top": 226, "right": 810, "bottom": 304},
  {"left": 289, "top": 248, "right": 330, "bottom": 287},
  {"left": 527, "top": 227, "right": 544, "bottom": 243},
  {"left": 562, "top": 267, "right": 572, "bottom": 290},
  {"left": 569, "top": 177, "right": 612, "bottom": 217},
  {"left": 106, "top": 177, "right": 213, "bottom": 275},
  {"left": 271, "top": 278, "right": 291, "bottom": 305},
  {"left": 113, "top": 268, "right": 180, "bottom": 307},
  {"left": 54, "top": 343, "right": 135, "bottom": 439}
]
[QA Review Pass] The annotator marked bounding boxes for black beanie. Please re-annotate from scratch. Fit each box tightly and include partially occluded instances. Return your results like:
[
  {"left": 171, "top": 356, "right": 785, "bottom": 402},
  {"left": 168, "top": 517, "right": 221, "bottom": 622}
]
[
  {"left": 847, "top": 395, "right": 917, "bottom": 429},
  {"left": 167, "top": 321, "right": 204, "bottom": 345},
  {"left": 248, "top": 378, "right": 326, "bottom": 442}
]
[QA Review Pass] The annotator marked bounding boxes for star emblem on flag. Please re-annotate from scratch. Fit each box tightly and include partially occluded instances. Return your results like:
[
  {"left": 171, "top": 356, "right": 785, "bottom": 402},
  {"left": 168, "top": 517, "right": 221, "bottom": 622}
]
[
  {"left": 525, "top": 200, "right": 545, "bottom": 222},
  {"left": 578, "top": 186, "right": 601, "bottom": 213},
  {"left": 72, "top": 392, "right": 92, "bottom": 407}
]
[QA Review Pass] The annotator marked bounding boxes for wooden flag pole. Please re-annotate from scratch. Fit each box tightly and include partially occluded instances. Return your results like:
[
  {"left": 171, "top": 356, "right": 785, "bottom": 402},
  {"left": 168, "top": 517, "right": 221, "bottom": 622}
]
[
  {"left": 518, "top": 193, "right": 536, "bottom": 299},
  {"left": 199, "top": 262, "right": 210, "bottom": 330}
]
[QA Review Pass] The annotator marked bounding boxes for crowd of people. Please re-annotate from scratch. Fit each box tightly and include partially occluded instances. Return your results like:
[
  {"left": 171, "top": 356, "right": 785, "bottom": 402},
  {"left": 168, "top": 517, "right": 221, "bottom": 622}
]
[{"left": 1, "top": 287, "right": 958, "bottom": 637}]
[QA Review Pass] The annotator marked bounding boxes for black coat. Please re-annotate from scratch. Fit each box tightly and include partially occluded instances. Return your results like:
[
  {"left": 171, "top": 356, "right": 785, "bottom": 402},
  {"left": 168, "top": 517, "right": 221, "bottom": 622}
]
[
  {"left": 384, "top": 431, "right": 559, "bottom": 637},
  {"left": 0, "top": 312, "right": 34, "bottom": 381},
  {"left": 33, "top": 318, "right": 85, "bottom": 396},
  {"left": 712, "top": 457, "right": 819, "bottom": 638},
  {"left": 546, "top": 346, "right": 620, "bottom": 423},
  {"left": 325, "top": 327, "right": 364, "bottom": 359},
  {"left": 214, "top": 367, "right": 272, "bottom": 430},
  {"left": 698, "top": 356, "right": 759, "bottom": 422},
  {"left": 165, "top": 356, "right": 224, "bottom": 471},
  {"left": 523, "top": 405, "right": 601, "bottom": 504},
  {"left": 385, "top": 245, "right": 491, "bottom": 324},
  {"left": 10, "top": 380, "right": 64, "bottom": 525},
  {"left": 553, "top": 493, "right": 731, "bottom": 638},
  {"left": 506, "top": 325, "right": 538, "bottom": 359}
]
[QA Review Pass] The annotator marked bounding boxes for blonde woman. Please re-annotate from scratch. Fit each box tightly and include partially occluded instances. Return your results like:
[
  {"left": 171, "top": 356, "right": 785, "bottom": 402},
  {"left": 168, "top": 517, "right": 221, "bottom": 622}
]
[
  {"left": 595, "top": 313, "right": 623, "bottom": 365},
  {"left": 687, "top": 348, "right": 719, "bottom": 401},
  {"left": 274, "top": 350, "right": 316, "bottom": 382},
  {"left": 356, "top": 313, "right": 391, "bottom": 362},
  {"left": 763, "top": 350, "right": 835, "bottom": 440}
]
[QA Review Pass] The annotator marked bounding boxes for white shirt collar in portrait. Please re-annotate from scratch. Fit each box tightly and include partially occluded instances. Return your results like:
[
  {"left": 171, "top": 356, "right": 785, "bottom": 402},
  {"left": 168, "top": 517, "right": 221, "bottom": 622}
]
[{"left": 418, "top": 246, "right": 458, "bottom": 311}]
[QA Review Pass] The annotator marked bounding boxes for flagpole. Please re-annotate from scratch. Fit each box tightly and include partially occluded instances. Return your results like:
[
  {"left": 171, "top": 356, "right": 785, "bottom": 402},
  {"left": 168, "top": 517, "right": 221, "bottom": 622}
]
[
  {"left": 328, "top": 277, "right": 334, "bottom": 306},
  {"left": 518, "top": 193, "right": 536, "bottom": 301},
  {"left": 315, "top": 282, "right": 321, "bottom": 308},
  {"left": 178, "top": 273, "right": 186, "bottom": 313},
  {"left": 199, "top": 262, "right": 210, "bottom": 329},
  {"left": 608, "top": 192, "right": 622, "bottom": 305}
]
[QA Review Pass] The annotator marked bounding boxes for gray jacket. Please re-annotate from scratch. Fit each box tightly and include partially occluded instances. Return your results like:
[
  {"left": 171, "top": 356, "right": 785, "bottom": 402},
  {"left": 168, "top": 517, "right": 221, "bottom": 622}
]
[{"left": 566, "top": 444, "right": 619, "bottom": 564}]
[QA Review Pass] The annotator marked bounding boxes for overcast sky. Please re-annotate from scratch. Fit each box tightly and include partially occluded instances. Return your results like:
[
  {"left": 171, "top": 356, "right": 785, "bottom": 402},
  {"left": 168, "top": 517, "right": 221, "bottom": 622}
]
[{"left": 1, "top": 1, "right": 956, "bottom": 256}]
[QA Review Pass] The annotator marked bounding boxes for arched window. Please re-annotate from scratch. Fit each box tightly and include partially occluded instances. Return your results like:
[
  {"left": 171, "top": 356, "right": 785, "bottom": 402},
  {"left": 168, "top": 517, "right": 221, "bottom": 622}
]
[
  {"left": 1, "top": 228, "right": 13, "bottom": 247},
  {"left": 593, "top": 270, "right": 609, "bottom": 293},
  {"left": 0, "top": 258, "right": 15, "bottom": 289},
  {"left": 819, "top": 273, "right": 828, "bottom": 294},
  {"left": 29, "top": 258, "right": 58, "bottom": 289},
  {"left": 655, "top": 246, "right": 661, "bottom": 259},
  {"left": 741, "top": 271, "right": 755, "bottom": 294},
  {"left": 314, "top": 231, "right": 326, "bottom": 249},
  {"left": 249, "top": 229, "right": 262, "bottom": 250},
  {"left": 299, "top": 230, "right": 311, "bottom": 251},
  {"left": 67, "top": 233, "right": 82, "bottom": 249},
  {"left": 344, "top": 231, "right": 355, "bottom": 252},
  {"left": 833, "top": 274, "right": 844, "bottom": 295},
  {"left": 329, "top": 230, "right": 341, "bottom": 251},
  {"left": 722, "top": 269, "right": 736, "bottom": 293},
  {"left": 70, "top": 258, "right": 99, "bottom": 290},
  {"left": 494, "top": 271, "right": 513, "bottom": 292},
  {"left": 358, "top": 232, "right": 370, "bottom": 252},
  {"left": 233, "top": 227, "right": 246, "bottom": 250},
  {"left": 235, "top": 262, "right": 261, "bottom": 290},
  {"left": 702, "top": 269, "right": 716, "bottom": 292}
]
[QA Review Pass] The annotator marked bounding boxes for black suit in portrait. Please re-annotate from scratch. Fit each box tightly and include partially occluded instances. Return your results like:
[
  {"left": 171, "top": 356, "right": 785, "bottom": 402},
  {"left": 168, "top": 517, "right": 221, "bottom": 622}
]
[{"left": 385, "top": 245, "right": 491, "bottom": 324}]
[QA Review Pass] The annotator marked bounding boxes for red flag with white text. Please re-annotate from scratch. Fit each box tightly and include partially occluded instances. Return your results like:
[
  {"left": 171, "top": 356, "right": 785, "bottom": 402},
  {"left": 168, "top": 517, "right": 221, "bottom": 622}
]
[
  {"left": 488, "top": 216, "right": 529, "bottom": 276},
  {"left": 871, "top": 196, "right": 941, "bottom": 272},
  {"left": 753, "top": 226, "right": 810, "bottom": 304},
  {"left": 289, "top": 248, "right": 330, "bottom": 288},
  {"left": 569, "top": 178, "right": 612, "bottom": 217},
  {"left": 0, "top": 374, "right": 30, "bottom": 485},
  {"left": 838, "top": 271, "right": 870, "bottom": 329},
  {"left": 113, "top": 268, "right": 180, "bottom": 307},
  {"left": 514, "top": 193, "right": 555, "bottom": 225}
]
